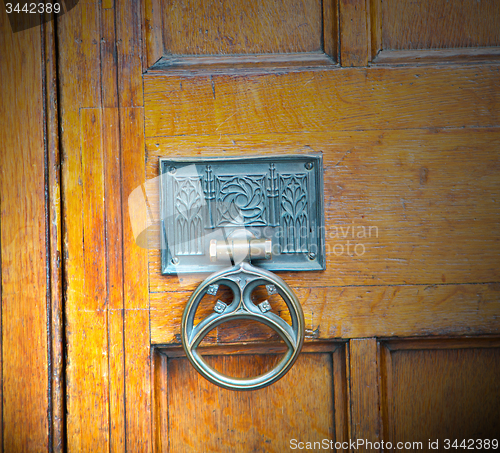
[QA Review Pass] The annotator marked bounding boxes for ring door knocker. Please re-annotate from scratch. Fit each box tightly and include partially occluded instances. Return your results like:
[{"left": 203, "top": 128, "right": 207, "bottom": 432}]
[
  {"left": 181, "top": 242, "right": 305, "bottom": 391},
  {"left": 160, "top": 155, "right": 325, "bottom": 391}
]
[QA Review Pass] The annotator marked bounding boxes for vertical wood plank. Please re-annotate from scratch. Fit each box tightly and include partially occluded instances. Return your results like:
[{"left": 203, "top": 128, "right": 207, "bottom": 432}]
[
  {"left": 64, "top": 108, "right": 110, "bottom": 453},
  {"left": 0, "top": 9, "right": 49, "bottom": 452},
  {"left": 339, "top": 0, "right": 369, "bottom": 66},
  {"left": 102, "top": 107, "right": 126, "bottom": 453},
  {"left": 369, "top": 0, "right": 381, "bottom": 59},
  {"left": 323, "top": 0, "right": 338, "bottom": 61},
  {"left": 108, "top": 308, "right": 126, "bottom": 453},
  {"left": 58, "top": 11, "right": 108, "bottom": 446},
  {"left": 59, "top": 2, "right": 151, "bottom": 451},
  {"left": 116, "top": 0, "right": 144, "bottom": 107},
  {"left": 349, "top": 338, "right": 380, "bottom": 452},
  {"left": 43, "top": 17, "right": 65, "bottom": 453},
  {"left": 333, "top": 345, "right": 349, "bottom": 453},
  {"left": 101, "top": 8, "right": 119, "bottom": 109},
  {"left": 121, "top": 106, "right": 152, "bottom": 453},
  {"left": 57, "top": 3, "right": 120, "bottom": 451},
  {"left": 101, "top": 6, "right": 126, "bottom": 453},
  {"left": 152, "top": 351, "right": 168, "bottom": 453},
  {"left": 378, "top": 343, "right": 394, "bottom": 447},
  {"left": 144, "top": 0, "right": 163, "bottom": 67},
  {"left": 115, "top": 1, "right": 151, "bottom": 449},
  {"left": 102, "top": 107, "right": 127, "bottom": 453}
]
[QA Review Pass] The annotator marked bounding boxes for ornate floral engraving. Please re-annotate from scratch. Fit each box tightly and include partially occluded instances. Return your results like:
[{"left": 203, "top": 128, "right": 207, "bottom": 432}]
[
  {"left": 267, "top": 163, "right": 280, "bottom": 226},
  {"left": 174, "top": 177, "right": 204, "bottom": 255},
  {"left": 280, "top": 173, "right": 309, "bottom": 253},
  {"left": 216, "top": 175, "right": 267, "bottom": 226},
  {"left": 203, "top": 165, "right": 216, "bottom": 228}
]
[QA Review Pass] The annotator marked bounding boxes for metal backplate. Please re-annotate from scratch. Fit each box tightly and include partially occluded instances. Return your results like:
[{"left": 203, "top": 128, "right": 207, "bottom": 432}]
[{"left": 160, "top": 154, "right": 325, "bottom": 274}]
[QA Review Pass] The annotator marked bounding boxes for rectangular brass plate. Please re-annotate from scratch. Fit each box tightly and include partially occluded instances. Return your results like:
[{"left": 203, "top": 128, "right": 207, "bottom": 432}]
[{"left": 160, "top": 154, "right": 325, "bottom": 274}]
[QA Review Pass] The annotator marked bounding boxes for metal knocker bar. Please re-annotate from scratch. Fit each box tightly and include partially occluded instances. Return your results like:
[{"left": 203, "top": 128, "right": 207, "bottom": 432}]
[{"left": 181, "top": 261, "right": 305, "bottom": 391}]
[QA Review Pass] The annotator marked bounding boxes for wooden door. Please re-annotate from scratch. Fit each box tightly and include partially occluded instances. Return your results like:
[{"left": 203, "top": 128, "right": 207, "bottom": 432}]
[{"left": 1, "top": 0, "right": 500, "bottom": 452}]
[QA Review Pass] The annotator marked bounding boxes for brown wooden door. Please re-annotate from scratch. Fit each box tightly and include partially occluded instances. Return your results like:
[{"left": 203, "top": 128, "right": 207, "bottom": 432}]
[{"left": 1, "top": 1, "right": 500, "bottom": 452}]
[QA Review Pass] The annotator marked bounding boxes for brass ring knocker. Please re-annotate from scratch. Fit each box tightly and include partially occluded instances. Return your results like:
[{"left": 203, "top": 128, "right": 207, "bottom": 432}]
[{"left": 181, "top": 261, "right": 305, "bottom": 391}]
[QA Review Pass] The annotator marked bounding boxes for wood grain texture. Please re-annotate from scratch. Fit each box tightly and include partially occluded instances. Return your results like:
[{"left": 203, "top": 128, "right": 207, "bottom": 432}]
[
  {"left": 349, "top": 339, "right": 380, "bottom": 451},
  {"left": 120, "top": 107, "right": 152, "bottom": 453},
  {"left": 339, "top": 0, "right": 369, "bottom": 66},
  {"left": 64, "top": 108, "right": 110, "bottom": 452},
  {"left": 58, "top": 6, "right": 109, "bottom": 452},
  {"left": 144, "top": 0, "right": 163, "bottom": 67},
  {"left": 161, "top": 0, "right": 322, "bottom": 55},
  {"left": 43, "top": 18, "right": 65, "bottom": 453},
  {"left": 369, "top": 0, "right": 381, "bottom": 59},
  {"left": 0, "top": 8, "right": 49, "bottom": 452},
  {"left": 103, "top": 108, "right": 126, "bottom": 453},
  {"left": 58, "top": 1, "right": 151, "bottom": 450},
  {"left": 323, "top": 0, "right": 338, "bottom": 60},
  {"left": 144, "top": 66, "right": 500, "bottom": 136},
  {"left": 148, "top": 52, "right": 336, "bottom": 75},
  {"left": 53, "top": 3, "right": 500, "bottom": 451},
  {"left": 155, "top": 350, "right": 336, "bottom": 452},
  {"left": 116, "top": 0, "right": 144, "bottom": 107},
  {"left": 101, "top": 8, "right": 119, "bottom": 108},
  {"left": 151, "top": 283, "right": 500, "bottom": 344},
  {"left": 146, "top": 128, "right": 500, "bottom": 292},
  {"left": 102, "top": 8, "right": 125, "bottom": 453},
  {"left": 332, "top": 345, "right": 349, "bottom": 452},
  {"left": 382, "top": 0, "right": 500, "bottom": 50},
  {"left": 373, "top": 47, "right": 500, "bottom": 66},
  {"left": 380, "top": 340, "right": 500, "bottom": 450}
]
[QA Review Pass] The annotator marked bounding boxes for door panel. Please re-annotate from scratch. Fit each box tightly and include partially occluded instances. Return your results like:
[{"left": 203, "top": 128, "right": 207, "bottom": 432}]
[
  {"left": 380, "top": 339, "right": 500, "bottom": 451},
  {"left": 381, "top": 0, "right": 500, "bottom": 50},
  {"left": 161, "top": 0, "right": 323, "bottom": 55},
  {"left": 153, "top": 345, "right": 346, "bottom": 452}
]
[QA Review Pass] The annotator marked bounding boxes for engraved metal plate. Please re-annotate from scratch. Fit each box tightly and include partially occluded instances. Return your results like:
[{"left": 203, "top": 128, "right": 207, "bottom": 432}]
[{"left": 160, "top": 154, "right": 325, "bottom": 274}]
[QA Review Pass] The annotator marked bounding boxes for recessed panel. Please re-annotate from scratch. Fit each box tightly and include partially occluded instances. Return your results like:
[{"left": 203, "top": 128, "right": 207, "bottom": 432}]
[
  {"left": 382, "top": 0, "right": 500, "bottom": 50},
  {"left": 153, "top": 349, "right": 340, "bottom": 452},
  {"left": 381, "top": 341, "right": 500, "bottom": 448},
  {"left": 161, "top": 0, "right": 322, "bottom": 55}
]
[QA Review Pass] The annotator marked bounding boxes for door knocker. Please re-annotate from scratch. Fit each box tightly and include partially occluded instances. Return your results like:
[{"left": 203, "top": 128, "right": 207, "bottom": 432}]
[{"left": 160, "top": 155, "right": 324, "bottom": 390}]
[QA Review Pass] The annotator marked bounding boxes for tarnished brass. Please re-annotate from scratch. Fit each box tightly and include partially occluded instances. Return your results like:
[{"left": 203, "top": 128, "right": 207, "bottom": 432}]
[
  {"left": 159, "top": 154, "right": 325, "bottom": 274},
  {"left": 160, "top": 154, "right": 324, "bottom": 390},
  {"left": 181, "top": 261, "right": 304, "bottom": 391},
  {"left": 209, "top": 238, "right": 272, "bottom": 262}
]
